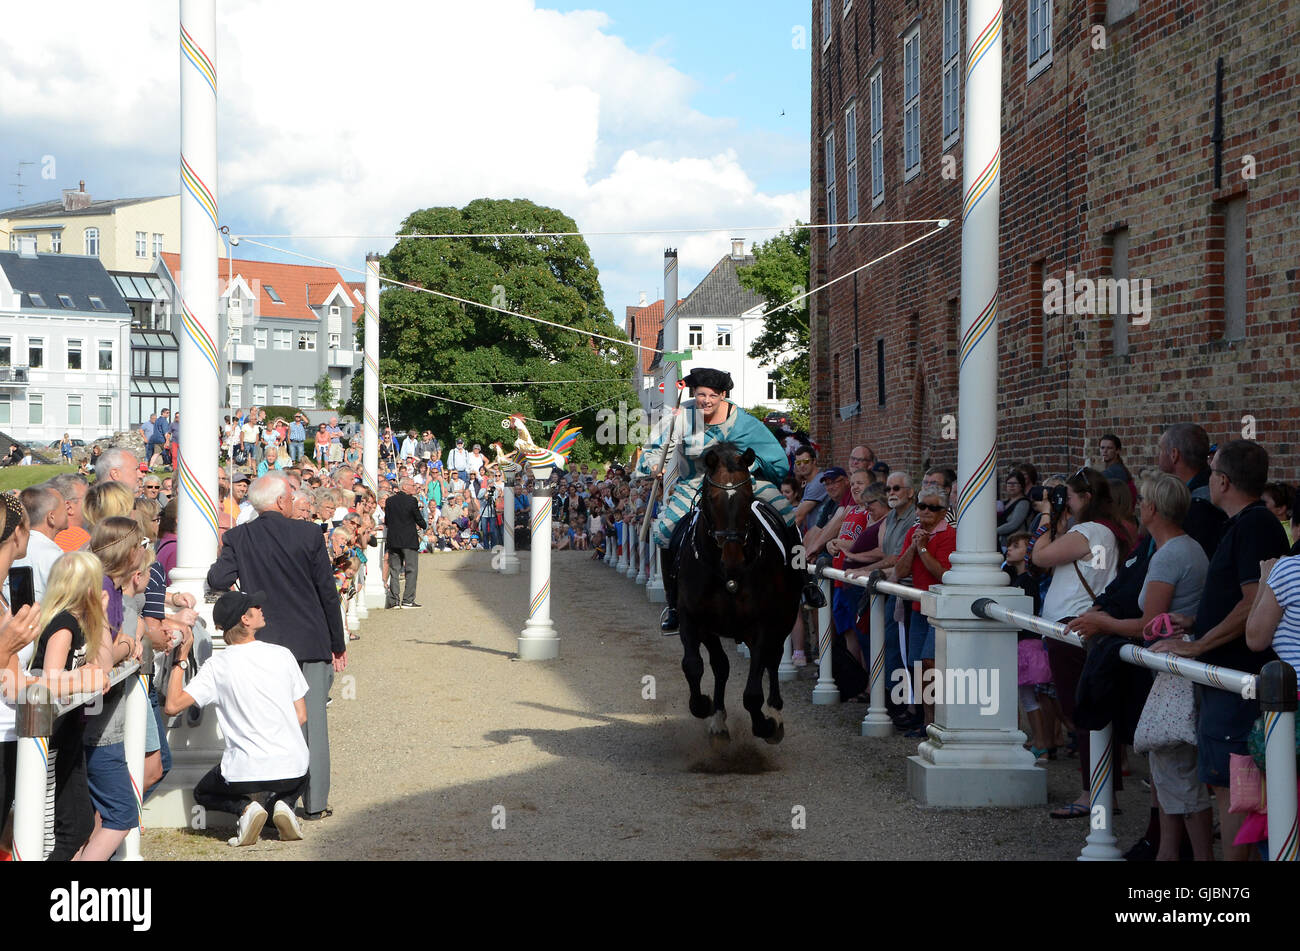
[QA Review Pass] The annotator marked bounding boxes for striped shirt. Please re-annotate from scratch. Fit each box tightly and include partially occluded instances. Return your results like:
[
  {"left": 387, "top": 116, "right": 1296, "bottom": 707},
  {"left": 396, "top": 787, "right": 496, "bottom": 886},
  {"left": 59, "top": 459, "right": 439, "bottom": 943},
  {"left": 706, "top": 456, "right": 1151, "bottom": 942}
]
[{"left": 1265, "top": 556, "right": 1300, "bottom": 669}]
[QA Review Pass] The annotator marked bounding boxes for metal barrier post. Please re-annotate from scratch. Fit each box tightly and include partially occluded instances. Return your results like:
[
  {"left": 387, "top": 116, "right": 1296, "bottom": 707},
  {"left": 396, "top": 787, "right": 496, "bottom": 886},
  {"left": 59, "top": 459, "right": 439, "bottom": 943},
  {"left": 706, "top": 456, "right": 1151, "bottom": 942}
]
[
  {"left": 778, "top": 634, "right": 797, "bottom": 682},
  {"left": 635, "top": 537, "right": 649, "bottom": 585},
  {"left": 1078, "top": 725, "right": 1121, "bottom": 861},
  {"left": 812, "top": 567, "right": 838, "bottom": 705},
  {"left": 115, "top": 673, "right": 149, "bottom": 862},
  {"left": 646, "top": 545, "right": 666, "bottom": 603},
  {"left": 860, "top": 581, "right": 892, "bottom": 737},
  {"left": 12, "top": 681, "right": 56, "bottom": 862},
  {"left": 519, "top": 471, "right": 560, "bottom": 660},
  {"left": 1259, "top": 660, "right": 1298, "bottom": 862}
]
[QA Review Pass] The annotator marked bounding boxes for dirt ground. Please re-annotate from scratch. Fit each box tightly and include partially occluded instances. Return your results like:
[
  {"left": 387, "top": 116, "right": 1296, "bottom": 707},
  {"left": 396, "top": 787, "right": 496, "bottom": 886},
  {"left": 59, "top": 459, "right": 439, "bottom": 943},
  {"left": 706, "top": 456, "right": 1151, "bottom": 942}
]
[{"left": 144, "top": 549, "right": 1151, "bottom": 861}]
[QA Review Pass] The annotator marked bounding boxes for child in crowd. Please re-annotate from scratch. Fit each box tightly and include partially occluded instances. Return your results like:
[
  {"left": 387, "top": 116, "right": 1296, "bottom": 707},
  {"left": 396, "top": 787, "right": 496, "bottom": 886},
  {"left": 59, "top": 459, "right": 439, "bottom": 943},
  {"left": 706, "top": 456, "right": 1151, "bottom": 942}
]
[
  {"left": 1003, "top": 532, "right": 1056, "bottom": 761},
  {"left": 571, "top": 515, "right": 588, "bottom": 550}
]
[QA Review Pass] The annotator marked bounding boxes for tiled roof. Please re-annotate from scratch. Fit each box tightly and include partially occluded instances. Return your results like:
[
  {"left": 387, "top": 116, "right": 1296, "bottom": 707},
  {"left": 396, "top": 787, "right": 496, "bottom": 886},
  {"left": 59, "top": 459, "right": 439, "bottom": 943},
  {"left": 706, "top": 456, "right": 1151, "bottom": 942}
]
[
  {"left": 0, "top": 251, "right": 130, "bottom": 316},
  {"left": 159, "top": 252, "right": 355, "bottom": 322},
  {"left": 675, "top": 254, "right": 764, "bottom": 319},
  {"left": 0, "top": 195, "right": 171, "bottom": 219},
  {"left": 625, "top": 298, "right": 670, "bottom": 374}
]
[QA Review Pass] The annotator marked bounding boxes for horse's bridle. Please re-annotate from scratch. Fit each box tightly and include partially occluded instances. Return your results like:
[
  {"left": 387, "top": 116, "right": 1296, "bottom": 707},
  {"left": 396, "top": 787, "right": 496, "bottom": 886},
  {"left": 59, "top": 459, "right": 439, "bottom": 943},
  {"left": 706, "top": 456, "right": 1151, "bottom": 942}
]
[{"left": 700, "top": 471, "right": 754, "bottom": 548}]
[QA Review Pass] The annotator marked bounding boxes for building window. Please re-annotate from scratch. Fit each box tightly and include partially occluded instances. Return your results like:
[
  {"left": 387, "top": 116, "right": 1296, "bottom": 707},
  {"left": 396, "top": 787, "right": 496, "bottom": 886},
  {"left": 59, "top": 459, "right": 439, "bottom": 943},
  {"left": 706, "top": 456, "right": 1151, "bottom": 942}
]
[
  {"left": 84, "top": 228, "right": 99, "bottom": 257},
  {"left": 297, "top": 386, "right": 315, "bottom": 408},
  {"left": 152, "top": 233, "right": 163, "bottom": 257},
  {"left": 329, "top": 305, "right": 340, "bottom": 317},
  {"left": 28, "top": 338, "right": 43, "bottom": 369},
  {"left": 716, "top": 324, "right": 733, "bottom": 349},
  {"left": 67, "top": 339, "right": 82, "bottom": 370},
  {"left": 643, "top": 375, "right": 653, "bottom": 391},
  {"left": 230, "top": 326, "right": 243, "bottom": 344},
  {"left": 136, "top": 231, "right": 148, "bottom": 258},
  {"left": 1222, "top": 195, "right": 1247, "bottom": 341},
  {"left": 273, "top": 329, "right": 291, "bottom": 350},
  {"left": 51, "top": 232, "right": 61, "bottom": 254},
  {"left": 1027, "top": 0, "right": 1052, "bottom": 80},
  {"left": 0, "top": 337, "right": 9, "bottom": 367},
  {"left": 254, "top": 328, "right": 268, "bottom": 349},
  {"left": 253, "top": 384, "right": 268, "bottom": 405},
  {"left": 58, "top": 295, "right": 75, "bottom": 309},
  {"left": 98, "top": 340, "right": 113, "bottom": 371},
  {"left": 876, "top": 339, "right": 886, "bottom": 406},
  {"left": 870, "top": 69, "right": 884, "bottom": 206},
  {"left": 273, "top": 385, "right": 292, "bottom": 405},
  {"left": 89, "top": 296, "right": 106, "bottom": 311},
  {"left": 903, "top": 26, "right": 921, "bottom": 180},
  {"left": 98, "top": 395, "right": 112, "bottom": 426},
  {"left": 0, "top": 395, "right": 9, "bottom": 424},
  {"left": 297, "top": 332, "right": 317, "bottom": 351},
  {"left": 264, "top": 285, "right": 283, "bottom": 304},
  {"left": 228, "top": 295, "right": 241, "bottom": 314},
  {"left": 29, "top": 393, "right": 43, "bottom": 425},
  {"left": 767, "top": 379, "right": 777, "bottom": 401},
  {"left": 687, "top": 324, "right": 704, "bottom": 348},
  {"left": 67, "top": 394, "right": 82, "bottom": 426},
  {"left": 825, "top": 130, "right": 837, "bottom": 245},
  {"left": 822, "top": 0, "right": 833, "bottom": 47},
  {"left": 845, "top": 101, "right": 859, "bottom": 223},
  {"left": 1109, "top": 228, "right": 1131, "bottom": 357},
  {"left": 329, "top": 332, "right": 342, "bottom": 349},
  {"left": 228, "top": 383, "right": 242, "bottom": 410},
  {"left": 942, "top": 0, "right": 962, "bottom": 146}
]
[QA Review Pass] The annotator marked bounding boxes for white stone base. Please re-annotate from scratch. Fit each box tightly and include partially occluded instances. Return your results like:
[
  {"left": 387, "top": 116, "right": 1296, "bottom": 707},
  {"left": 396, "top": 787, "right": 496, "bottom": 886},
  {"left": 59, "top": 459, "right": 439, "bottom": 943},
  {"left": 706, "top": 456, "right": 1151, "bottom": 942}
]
[
  {"left": 517, "top": 633, "right": 560, "bottom": 661},
  {"left": 906, "top": 754, "right": 1046, "bottom": 807}
]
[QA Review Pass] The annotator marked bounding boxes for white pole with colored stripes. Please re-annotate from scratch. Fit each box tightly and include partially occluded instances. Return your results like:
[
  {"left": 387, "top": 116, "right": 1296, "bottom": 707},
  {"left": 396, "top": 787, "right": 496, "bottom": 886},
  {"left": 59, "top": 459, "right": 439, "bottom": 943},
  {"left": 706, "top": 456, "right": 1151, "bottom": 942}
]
[
  {"left": 903, "top": 0, "right": 1044, "bottom": 806},
  {"left": 518, "top": 467, "right": 559, "bottom": 660},
  {"left": 113, "top": 673, "right": 149, "bottom": 861},
  {"left": 362, "top": 253, "right": 386, "bottom": 608},
  {"left": 172, "top": 0, "right": 221, "bottom": 610}
]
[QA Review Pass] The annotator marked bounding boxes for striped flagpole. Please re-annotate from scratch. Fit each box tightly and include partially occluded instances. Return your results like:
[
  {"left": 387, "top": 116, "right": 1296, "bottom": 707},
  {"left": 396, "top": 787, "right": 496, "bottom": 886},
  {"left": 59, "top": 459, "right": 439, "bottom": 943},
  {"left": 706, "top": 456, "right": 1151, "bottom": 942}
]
[{"left": 518, "top": 469, "right": 560, "bottom": 660}]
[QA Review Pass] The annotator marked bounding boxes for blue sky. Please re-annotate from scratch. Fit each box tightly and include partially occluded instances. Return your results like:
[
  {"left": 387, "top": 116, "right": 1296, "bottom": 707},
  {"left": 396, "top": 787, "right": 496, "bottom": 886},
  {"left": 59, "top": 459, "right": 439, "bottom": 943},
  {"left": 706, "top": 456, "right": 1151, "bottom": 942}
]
[{"left": 0, "top": 0, "right": 812, "bottom": 323}]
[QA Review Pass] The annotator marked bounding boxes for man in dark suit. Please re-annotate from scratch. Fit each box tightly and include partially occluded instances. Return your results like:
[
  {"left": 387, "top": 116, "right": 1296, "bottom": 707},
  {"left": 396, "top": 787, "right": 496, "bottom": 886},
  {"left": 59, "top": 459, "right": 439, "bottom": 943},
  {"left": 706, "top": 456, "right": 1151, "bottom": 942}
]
[
  {"left": 207, "top": 473, "right": 346, "bottom": 821},
  {"left": 385, "top": 478, "right": 426, "bottom": 608}
]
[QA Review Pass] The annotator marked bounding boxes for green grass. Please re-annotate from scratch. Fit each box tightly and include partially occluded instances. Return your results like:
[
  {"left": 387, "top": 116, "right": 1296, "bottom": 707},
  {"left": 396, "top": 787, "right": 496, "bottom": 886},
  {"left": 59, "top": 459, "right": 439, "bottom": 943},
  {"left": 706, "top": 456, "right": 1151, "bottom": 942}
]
[{"left": 0, "top": 464, "right": 79, "bottom": 493}]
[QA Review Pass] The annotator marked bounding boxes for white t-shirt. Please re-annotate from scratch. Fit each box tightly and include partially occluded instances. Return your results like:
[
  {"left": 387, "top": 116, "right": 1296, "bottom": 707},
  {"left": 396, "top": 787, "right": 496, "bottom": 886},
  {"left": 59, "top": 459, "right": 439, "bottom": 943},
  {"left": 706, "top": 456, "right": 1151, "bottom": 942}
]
[
  {"left": 1266, "top": 556, "right": 1300, "bottom": 670},
  {"left": 13, "top": 530, "right": 64, "bottom": 602},
  {"left": 1040, "top": 521, "right": 1120, "bottom": 622},
  {"left": 182, "top": 639, "right": 310, "bottom": 783}
]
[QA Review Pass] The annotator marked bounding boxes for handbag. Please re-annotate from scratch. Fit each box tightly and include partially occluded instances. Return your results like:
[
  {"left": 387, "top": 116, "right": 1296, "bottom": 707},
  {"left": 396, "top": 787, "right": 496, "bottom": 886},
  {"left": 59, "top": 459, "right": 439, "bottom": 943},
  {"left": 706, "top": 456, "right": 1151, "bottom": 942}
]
[
  {"left": 1228, "top": 753, "right": 1267, "bottom": 815},
  {"left": 1132, "top": 663, "right": 1198, "bottom": 752},
  {"left": 1017, "top": 637, "right": 1053, "bottom": 686}
]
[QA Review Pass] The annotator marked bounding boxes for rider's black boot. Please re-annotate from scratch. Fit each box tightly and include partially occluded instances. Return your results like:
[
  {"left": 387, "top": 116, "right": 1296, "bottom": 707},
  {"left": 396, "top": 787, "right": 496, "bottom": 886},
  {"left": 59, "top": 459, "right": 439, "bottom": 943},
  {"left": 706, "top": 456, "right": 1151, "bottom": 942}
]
[
  {"left": 660, "top": 547, "right": 680, "bottom": 634},
  {"left": 780, "top": 518, "right": 827, "bottom": 608}
]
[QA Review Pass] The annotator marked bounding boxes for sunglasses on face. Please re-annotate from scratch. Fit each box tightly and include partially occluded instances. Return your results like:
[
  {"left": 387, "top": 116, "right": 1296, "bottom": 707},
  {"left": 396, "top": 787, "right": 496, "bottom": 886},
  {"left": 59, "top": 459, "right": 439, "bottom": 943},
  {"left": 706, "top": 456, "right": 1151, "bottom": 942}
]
[
  {"left": 887, "top": 485, "right": 904, "bottom": 492},
  {"left": 916, "top": 503, "right": 947, "bottom": 512}
]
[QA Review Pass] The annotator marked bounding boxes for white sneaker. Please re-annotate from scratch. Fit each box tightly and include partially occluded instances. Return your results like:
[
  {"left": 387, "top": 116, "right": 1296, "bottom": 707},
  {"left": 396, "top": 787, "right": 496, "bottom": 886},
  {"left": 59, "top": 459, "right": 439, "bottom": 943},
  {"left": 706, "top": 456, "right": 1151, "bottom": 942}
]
[
  {"left": 272, "top": 800, "right": 304, "bottom": 841},
  {"left": 228, "top": 801, "right": 268, "bottom": 847}
]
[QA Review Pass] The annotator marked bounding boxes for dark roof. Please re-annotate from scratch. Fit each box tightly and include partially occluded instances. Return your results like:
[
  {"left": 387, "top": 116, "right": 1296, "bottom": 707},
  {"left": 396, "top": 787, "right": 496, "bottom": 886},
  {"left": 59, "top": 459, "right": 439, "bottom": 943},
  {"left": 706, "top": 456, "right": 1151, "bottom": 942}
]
[
  {"left": 647, "top": 327, "right": 665, "bottom": 371},
  {"left": 675, "top": 254, "right": 764, "bottom": 319},
  {"left": 0, "top": 196, "right": 170, "bottom": 220},
  {"left": 0, "top": 251, "right": 131, "bottom": 316}
]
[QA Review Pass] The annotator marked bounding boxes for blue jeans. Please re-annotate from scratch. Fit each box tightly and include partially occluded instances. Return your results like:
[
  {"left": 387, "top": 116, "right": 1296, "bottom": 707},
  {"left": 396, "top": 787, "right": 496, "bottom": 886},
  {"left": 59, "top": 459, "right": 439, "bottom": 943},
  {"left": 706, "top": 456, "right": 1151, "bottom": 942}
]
[
  {"left": 908, "top": 609, "right": 937, "bottom": 666},
  {"left": 289, "top": 440, "right": 304, "bottom": 462}
]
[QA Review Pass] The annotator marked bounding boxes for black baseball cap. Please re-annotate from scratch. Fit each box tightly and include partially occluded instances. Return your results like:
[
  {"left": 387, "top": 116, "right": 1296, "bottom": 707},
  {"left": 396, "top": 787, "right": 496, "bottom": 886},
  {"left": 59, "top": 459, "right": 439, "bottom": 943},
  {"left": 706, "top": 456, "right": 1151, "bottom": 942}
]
[
  {"left": 820, "top": 467, "right": 849, "bottom": 484},
  {"left": 213, "top": 590, "right": 264, "bottom": 631}
]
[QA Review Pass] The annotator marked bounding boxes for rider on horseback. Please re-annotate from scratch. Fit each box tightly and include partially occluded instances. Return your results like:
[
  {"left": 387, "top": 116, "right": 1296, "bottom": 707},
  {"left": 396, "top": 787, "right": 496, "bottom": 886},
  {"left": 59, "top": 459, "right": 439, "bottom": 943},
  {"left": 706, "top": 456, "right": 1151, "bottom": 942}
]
[{"left": 636, "top": 367, "right": 820, "bottom": 634}]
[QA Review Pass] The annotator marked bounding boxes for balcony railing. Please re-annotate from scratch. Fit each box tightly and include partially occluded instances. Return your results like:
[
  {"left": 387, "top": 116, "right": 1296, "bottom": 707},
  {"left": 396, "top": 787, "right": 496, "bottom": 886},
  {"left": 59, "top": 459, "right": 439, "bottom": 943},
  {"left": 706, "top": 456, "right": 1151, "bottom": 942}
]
[
  {"left": 0, "top": 366, "right": 31, "bottom": 386},
  {"left": 230, "top": 344, "right": 255, "bottom": 364},
  {"left": 328, "top": 349, "right": 354, "bottom": 369}
]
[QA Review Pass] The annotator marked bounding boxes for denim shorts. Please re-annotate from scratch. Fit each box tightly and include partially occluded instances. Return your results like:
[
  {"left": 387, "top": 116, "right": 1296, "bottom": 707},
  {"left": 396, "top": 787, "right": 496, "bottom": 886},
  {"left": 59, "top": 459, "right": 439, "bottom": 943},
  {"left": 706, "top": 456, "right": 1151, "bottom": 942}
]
[
  {"left": 908, "top": 610, "right": 936, "bottom": 664},
  {"left": 84, "top": 742, "right": 139, "bottom": 832}
]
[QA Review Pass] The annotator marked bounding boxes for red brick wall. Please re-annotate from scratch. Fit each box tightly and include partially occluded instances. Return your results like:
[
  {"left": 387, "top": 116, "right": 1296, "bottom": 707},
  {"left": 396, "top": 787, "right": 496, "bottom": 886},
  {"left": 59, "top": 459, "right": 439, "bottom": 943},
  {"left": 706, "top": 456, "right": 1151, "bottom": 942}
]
[{"left": 811, "top": 0, "right": 1300, "bottom": 485}]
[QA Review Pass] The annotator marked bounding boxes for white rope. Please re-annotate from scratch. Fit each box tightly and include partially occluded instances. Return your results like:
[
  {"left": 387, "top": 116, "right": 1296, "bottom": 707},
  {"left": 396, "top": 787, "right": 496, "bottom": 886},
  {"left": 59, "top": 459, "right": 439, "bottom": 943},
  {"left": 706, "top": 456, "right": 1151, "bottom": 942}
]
[
  {"left": 227, "top": 220, "right": 946, "bottom": 240},
  {"left": 385, "top": 378, "right": 630, "bottom": 387},
  {"left": 382, "top": 381, "right": 550, "bottom": 424}
]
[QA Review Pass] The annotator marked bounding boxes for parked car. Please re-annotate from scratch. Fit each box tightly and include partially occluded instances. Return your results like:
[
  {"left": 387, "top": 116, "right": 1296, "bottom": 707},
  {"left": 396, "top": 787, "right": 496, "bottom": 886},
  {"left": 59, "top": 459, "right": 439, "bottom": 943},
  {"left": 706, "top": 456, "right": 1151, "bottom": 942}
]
[{"left": 47, "top": 439, "right": 87, "bottom": 449}]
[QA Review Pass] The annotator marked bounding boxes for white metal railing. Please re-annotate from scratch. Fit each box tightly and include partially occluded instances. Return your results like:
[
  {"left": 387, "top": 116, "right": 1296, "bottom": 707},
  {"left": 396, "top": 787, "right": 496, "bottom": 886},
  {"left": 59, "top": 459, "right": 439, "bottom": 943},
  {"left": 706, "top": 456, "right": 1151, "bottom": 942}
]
[{"left": 12, "top": 660, "right": 147, "bottom": 862}]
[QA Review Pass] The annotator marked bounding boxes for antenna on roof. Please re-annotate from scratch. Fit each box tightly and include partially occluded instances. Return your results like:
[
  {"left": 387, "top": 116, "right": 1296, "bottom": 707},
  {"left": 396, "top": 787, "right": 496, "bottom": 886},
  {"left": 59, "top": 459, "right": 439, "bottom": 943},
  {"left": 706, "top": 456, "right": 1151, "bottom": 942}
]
[{"left": 11, "top": 161, "right": 35, "bottom": 202}]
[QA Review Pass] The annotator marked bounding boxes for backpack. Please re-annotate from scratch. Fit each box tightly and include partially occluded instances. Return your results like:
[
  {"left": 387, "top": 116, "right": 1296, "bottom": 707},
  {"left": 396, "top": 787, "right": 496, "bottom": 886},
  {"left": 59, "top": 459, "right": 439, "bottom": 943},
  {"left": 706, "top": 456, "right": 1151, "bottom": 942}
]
[{"left": 232, "top": 446, "right": 248, "bottom": 465}]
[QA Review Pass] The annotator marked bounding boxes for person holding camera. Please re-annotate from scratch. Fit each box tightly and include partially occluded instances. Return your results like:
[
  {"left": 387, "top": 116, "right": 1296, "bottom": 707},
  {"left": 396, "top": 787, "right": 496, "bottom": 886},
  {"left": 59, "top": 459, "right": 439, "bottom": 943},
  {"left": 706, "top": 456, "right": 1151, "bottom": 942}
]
[{"left": 1031, "top": 467, "right": 1134, "bottom": 819}]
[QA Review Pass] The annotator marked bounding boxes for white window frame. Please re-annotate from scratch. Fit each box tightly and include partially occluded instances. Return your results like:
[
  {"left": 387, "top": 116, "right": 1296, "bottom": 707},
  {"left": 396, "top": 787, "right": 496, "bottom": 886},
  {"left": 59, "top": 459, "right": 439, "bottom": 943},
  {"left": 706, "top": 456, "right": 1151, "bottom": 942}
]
[
  {"left": 28, "top": 393, "right": 43, "bottom": 425},
  {"left": 67, "top": 338, "right": 83, "bottom": 371},
  {"left": 228, "top": 383, "right": 242, "bottom": 410},
  {"left": 27, "top": 337, "right": 44, "bottom": 369},
  {"left": 230, "top": 326, "right": 243, "bottom": 344},
  {"left": 942, "top": 0, "right": 962, "bottom": 148},
  {"left": 297, "top": 332, "right": 317, "bottom": 352},
  {"left": 273, "top": 329, "right": 292, "bottom": 351},
  {"left": 50, "top": 232, "right": 61, "bottom": 254},
  {"left": 67, "top": 394, "right": 82, "bottom": 426},
  {"left": 823, "top": 0, "right": 833, "bottom": 49},
  {"left": 870, "top": 68, "right": 884, "bottom": 207},
  {"left": 825, "top": 129, "right": 838, "bottom": 245},
  {"left": 228, "top": 295, "right": 241, "bottom": 314},
  {"left": 687, "top": 324, "right": 704, "bottom": 348},
  {"left": 1027, "top": 0, "right": 1053, "bottom": 81},
  {"left": 329, "top": 305, "right": 340, "bottom": 317},
  {"left": 903, "top": 26, "right": 921, "bottom": 181},
  {"left": 84, "top": 227, "right": 99, "bottom": 257},
  {"left": 98, "top": 339, "right": 113, "bottom": 371},
  {"left": 298, "top": 386, "right": 315, "bottom": 409},
  {"left": 844, "top": 101, "right": 859, "bottom": 223},
  {"left": 254, "top": 328, "right": 268, "bottom": 349},
  {"left": 253, "top": 384, "right": 268, "bottom": 406},
  {"left": 98, "top": 395, "right": 112, "bottom": 426},
  {"left": 152, "top": 233, "right": 163, "bottom": 257},
  {"left": 135, "top": 231, "right": 148, "bottom": 258},
  {"left": 716, "top": 324, "right": 733, "bottom": 349},
  {"left": 0, "top": 337, "right": 10, "bottom": 368},
  {"left": 273, "top": 385, "right": 292, "bottom": 405},
  {"left": 329, "top": 332, "right": 342, "bottom": 349},
  {"left": 767, "top": 379, "right": 777, "bottom": 401},
  {"left": 0, "top": 394, "right": 9, "bottom": 425}
]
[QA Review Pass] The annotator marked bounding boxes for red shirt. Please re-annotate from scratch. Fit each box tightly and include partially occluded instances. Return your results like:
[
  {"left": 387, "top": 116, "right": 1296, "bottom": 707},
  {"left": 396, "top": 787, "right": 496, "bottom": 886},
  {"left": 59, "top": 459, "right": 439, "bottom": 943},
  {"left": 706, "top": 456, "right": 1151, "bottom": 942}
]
[
  {"left": 832, "top": 506, "right": 872, "bottom": 574},
  {"left": 903, "top": 521, "right": 955, "bottom": 590}
]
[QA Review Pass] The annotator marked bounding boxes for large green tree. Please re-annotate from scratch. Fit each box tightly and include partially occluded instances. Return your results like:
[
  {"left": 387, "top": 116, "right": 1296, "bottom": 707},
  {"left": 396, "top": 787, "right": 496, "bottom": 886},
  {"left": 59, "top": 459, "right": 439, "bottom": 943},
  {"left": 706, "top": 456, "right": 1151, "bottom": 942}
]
[
  {"left": 736, "top": 225, "right": 810, "bottom": 431},
  {"left": 347, "top": 199, "right": 638, "bottom": 462}
]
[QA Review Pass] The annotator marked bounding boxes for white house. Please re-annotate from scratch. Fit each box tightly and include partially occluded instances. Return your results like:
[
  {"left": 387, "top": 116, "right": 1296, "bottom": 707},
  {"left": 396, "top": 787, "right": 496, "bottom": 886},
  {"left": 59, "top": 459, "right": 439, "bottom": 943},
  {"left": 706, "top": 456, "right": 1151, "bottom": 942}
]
[{"left": 0, "top": 249, "right": 132, "bottom": 444}]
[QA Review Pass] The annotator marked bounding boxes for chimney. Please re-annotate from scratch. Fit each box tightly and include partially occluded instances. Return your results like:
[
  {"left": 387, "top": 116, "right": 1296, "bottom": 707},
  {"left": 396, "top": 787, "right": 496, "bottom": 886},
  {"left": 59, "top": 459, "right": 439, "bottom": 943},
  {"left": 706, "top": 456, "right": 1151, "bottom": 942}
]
[
  {"left": 662, "top": 249, "right": 680, "bottom": 396},
  {"left": 730, "top": 237, "right": 745, "bottom": 259},
  {"left": 61, "top": 181, "right": 92, "bottom": 212},
  {"left": 638, "top": 291, "right": 648, "bottom": 307}
]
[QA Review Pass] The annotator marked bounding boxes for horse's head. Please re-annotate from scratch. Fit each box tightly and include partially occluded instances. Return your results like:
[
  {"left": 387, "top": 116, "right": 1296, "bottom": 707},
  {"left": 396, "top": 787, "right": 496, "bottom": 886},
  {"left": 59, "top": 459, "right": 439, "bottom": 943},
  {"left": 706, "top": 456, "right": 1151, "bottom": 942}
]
[{"left": 701, "top": 443, "right": 756, "bottom": 591}]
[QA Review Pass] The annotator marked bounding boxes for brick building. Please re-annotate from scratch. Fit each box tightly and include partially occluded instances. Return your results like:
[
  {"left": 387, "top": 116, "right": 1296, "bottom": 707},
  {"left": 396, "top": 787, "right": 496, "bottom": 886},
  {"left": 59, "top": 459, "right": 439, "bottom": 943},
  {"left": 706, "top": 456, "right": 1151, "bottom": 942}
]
[{"left": 810, "top": 0, "right": 1300, "bottom": 484}]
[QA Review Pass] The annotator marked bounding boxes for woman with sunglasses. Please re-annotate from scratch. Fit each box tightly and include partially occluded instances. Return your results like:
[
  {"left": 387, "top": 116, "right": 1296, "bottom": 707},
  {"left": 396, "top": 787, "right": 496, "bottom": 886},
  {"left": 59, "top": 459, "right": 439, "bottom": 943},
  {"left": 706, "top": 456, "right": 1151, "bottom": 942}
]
[
  {"left": 1031, "top": 467, "right": 1134, "bottom": 819},
  {"left": 888, "top": 485, "right": 956, "bottom": 733}
]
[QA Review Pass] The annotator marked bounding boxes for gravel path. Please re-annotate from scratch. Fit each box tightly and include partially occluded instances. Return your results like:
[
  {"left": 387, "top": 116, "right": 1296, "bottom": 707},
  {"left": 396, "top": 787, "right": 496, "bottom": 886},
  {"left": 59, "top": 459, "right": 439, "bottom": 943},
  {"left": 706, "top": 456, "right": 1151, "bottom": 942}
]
[{"left": 144, "top": 549, "right": 1150, "bottom": 860}]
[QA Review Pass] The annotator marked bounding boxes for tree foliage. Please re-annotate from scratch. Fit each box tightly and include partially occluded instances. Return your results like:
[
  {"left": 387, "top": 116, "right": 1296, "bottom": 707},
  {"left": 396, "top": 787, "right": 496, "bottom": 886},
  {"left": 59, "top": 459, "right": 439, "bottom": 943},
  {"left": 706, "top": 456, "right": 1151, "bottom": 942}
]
[
  {"left": 735, "top": 225, "right": 810, "bottom": 432},
  {"left": 346, "top": 199, "right": 638, "bottom": 462}
]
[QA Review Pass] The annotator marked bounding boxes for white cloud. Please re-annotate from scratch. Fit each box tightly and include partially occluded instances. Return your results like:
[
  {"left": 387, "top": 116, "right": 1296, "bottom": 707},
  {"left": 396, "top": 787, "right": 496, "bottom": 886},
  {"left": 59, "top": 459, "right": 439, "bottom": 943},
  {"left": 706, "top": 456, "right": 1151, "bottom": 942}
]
[{"left": 0, "top": 0, "right": 808, "bottom": 318}]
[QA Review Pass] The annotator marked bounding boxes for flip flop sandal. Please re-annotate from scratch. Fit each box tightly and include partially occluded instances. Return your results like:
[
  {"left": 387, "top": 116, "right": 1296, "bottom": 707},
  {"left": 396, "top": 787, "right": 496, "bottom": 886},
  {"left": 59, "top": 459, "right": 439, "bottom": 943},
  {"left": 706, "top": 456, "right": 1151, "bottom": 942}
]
[{"left": 1050, "top": 802, "right": 1090, "bottom": 819}]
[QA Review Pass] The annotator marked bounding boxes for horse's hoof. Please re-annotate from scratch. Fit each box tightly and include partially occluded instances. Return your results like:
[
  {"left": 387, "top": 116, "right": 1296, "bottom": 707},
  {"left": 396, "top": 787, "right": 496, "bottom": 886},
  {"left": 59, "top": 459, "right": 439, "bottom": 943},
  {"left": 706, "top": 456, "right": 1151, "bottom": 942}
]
[
  {"left": 710, "top": 729, "right": 731, "bottom": 751},
  {"left": 763, "top": 721, "right": 785, "bottom": 745},
  {"left": 689, "top": 696, "right": 713, "bottom": 719}
]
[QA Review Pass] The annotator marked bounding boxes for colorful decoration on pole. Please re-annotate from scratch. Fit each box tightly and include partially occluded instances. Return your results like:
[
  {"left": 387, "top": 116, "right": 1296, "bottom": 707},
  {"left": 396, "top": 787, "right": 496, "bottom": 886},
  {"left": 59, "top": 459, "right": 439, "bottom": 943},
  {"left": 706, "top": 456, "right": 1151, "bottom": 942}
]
[{"left": 502, "top": 414, "right": 581, "bottom": 472}]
